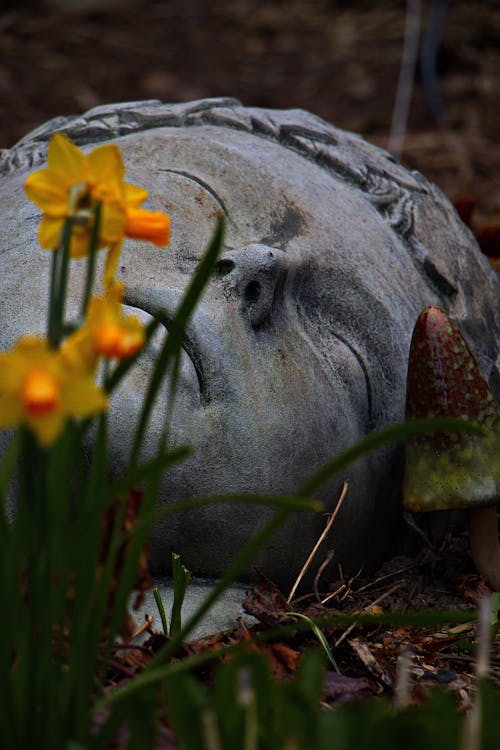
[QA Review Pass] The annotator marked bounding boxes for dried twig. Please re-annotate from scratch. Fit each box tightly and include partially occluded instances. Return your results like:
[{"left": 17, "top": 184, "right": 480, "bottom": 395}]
[
  {"left": 287, "top": 482, "right": 349, "bottom": 604},
  {"left": 334, "top": 581, "right": 403, "bottom": 648},
  {"left": 348, "top": 637, "right": 392, "bottom": 687},
  {"left": 127, "top": 613, "right": 154, "bottom": 642},
  {"left": 355, "top": 562, "right": 421, "bottom": 594},
  {"left": 313, "top": 550, "right": 334, "bottom": 601},
  {"left": 320, "top": 583, "right": 347, "bottom": 607}
]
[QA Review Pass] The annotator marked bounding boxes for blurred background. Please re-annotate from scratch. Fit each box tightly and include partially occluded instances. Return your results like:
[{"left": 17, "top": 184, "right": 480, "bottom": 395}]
[{"left": 1, "top": 0, "right": 499, "bottom": 231}]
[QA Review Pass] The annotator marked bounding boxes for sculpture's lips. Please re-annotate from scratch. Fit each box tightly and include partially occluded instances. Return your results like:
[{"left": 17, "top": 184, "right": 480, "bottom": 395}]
[{"left": 123, "top": 295, "right": 210, "bottom": 406}]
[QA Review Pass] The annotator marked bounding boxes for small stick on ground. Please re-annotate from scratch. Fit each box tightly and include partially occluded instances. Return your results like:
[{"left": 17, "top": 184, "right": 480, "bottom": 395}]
[
  {"left": 348, "top": 637, "right": 393, "bottom": 688},
  {"left": 314, "top": 549, "right": 335, "bottom": 601},
  {"left": 355, "top": 562, "right": 421, "bottom": 594},
  {"left": 287, "top": 482, "right": 349, "bottom": 604},
  {"left": 334, "top": 581, "right": 404, "bottom": 648},
  {"left": 127, "top": 613, "right": 154, "bottom": 642},
  {"left": 320, "top": 582, "right": 347, "bottom": 606},
  {"left": 339, "top": 569, "right": 363, "bottom": 603}
]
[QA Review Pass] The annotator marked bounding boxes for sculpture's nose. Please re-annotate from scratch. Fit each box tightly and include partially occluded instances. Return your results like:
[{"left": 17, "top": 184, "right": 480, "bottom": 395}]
[{"left": 214, "top": 244, "right": 288, "bottom": 329}]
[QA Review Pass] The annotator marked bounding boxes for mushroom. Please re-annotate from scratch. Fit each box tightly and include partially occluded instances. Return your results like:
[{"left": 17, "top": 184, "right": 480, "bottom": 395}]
[{"left": 404, "top": 306, "right": 500, "bottom": 590}]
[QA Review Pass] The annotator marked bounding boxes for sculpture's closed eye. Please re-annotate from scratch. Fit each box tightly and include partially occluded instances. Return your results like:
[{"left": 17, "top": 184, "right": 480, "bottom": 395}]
[{"left": 215, "top": 244, "right": 288, "bottom": 330}]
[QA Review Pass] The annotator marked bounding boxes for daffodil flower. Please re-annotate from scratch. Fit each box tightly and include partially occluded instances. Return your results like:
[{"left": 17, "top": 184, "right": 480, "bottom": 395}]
[
  {"left": 24, "top": 133, "right": 171, "bottom": 281},
  {"left": 62, "top": 281, "right": 145, "bottom": 372},
  {"left": 0, "top": 336, "right": 107, "bottom": 446}
]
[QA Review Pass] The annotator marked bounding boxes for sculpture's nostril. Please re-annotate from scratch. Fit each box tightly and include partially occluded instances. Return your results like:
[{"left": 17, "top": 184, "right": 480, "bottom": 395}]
[
  {"left": 214, "top": 244, "right": 287, "bottom": 329},
  {"left": 244, "top": 280, "right": 261, "bottom": 304},
  {"left": 215, "top": 258, "right": 235, "bottom": 277}
]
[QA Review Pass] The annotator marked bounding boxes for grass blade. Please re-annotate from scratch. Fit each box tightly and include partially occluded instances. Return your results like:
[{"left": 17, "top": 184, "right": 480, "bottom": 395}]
[
  {"left": 298, "top": 417, "right": 484, "bottom": 498},
  {"left": 128, "top": 218, "right": 224, "bottom": 469},
  {"left": 285, "top": 611, "right": 340, "bottom": 673},
  {"left": 153, "top": 588, "right": 169, "bottom": 636},
  {"left": 110, "top": 445, "right": 192, "bottom": 494},
  {"left": 169, "top": 553, "right": 192, "bottom": 638},
  {"left": 104, "top": 314, "right": 164, "bottom": 394}
]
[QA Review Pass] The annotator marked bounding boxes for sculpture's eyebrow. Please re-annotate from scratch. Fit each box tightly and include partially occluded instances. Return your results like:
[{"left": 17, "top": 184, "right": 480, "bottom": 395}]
[{"left": 160, "top": 169, "right": 227, "bottom": 216}]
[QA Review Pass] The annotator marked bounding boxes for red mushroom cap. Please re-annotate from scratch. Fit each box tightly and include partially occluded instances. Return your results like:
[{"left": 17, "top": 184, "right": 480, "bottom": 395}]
[{"left": 404, "top": 306, "right": 499, "bottom": 512}]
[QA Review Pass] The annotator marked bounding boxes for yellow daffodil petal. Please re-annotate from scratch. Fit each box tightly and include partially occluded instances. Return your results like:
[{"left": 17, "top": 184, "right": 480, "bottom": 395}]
[
  {"left": 101, "top": 200, "right": 126, "bottom": 244},
  {"left": 125, "top": 208, "right": 171, "bottom": 246},
  {"left": 123, "top": 182, "right": 149, "bottom": 208},
  {"left": 106, "top": 279, "right": 125, "bottom": 304},
  {"left": 0, "top": 355, "right": 27, "bottom": 391},
  {"left": 88, "top": 143, "right": 125, "bottom": 185},
  {"left": 104, "top": 241, "right": 123, "bottom": 286},
  {"left": 61, "top": 327, "right": 98, "bottom": 374},
  {"left": 62, "top": 379, "right": 108, "bottom": 419},
  {"left": 48, "top": 133, "right": 86, "bottom": 181},
  {"left": 13, "top": 337, "right": 48, "bottom": 360},
  {"left": 24, "top": 169, "right": 70, "bottom": 215},
  {"left": 0, "top": 396, "right": 24, "bottom": 431},
  {"left": 38, "top": 214, "right": 63, "bottom": 250},
  {"left": 28, "top": 412, "right": 66, "bottom": 447}
]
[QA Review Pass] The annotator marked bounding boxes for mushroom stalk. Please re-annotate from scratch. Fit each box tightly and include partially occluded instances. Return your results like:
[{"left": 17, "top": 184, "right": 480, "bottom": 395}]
[{"left": 468, "top": 506, "right": 500, "bottom": 591}]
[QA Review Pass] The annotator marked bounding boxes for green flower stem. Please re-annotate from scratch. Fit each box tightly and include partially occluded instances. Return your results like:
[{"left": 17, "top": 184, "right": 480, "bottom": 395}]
[
  {"left": 80, "top": 201, "right": 102, "bottom": 319},
  {"left": 0, "top": 430, "right": 21, "bottom": 506},
  {"left": 127, "top": 218, "right": 224, "bottom": 471},
  {"left": 47, "top": 245, "right": 61, "bottom": 342},
  {"left": 102, "top": 460, "right": 164, "bottom": 669},
  {"left": 48, "top": 217, "right": 73, "bottom": 348},
  {"left": 53, "top": 222, "right": 72, "bottom": 344}
]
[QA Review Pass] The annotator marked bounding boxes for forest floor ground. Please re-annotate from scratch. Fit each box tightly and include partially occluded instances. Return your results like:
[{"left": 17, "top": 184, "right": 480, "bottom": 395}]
[{"left": 1, "top": 0, "right": 499, "bottom": 229}]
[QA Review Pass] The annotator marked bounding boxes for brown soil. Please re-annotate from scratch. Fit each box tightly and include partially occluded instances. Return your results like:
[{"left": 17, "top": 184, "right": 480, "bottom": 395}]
[{"left": 1, "top": 0, "right": 499, "bottom": 231}]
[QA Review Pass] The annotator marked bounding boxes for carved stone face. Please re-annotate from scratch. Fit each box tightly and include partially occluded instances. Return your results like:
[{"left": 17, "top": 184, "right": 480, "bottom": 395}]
[{"left": 1, "top": 99, "right": 498, "bottom": 584}]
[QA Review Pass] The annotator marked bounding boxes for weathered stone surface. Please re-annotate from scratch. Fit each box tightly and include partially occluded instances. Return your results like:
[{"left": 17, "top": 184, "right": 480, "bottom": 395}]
[
  {"left": 133, "top": 579, "right": 256, "bottom": 641},
  {"left": 0, "top": 98, "right": 498, "bottom": 585}
]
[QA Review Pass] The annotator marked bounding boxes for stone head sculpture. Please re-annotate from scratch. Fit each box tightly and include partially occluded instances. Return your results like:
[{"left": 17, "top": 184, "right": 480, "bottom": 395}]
[{"left": 0, "top": 98, "right": 498, "bottom": 585}]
